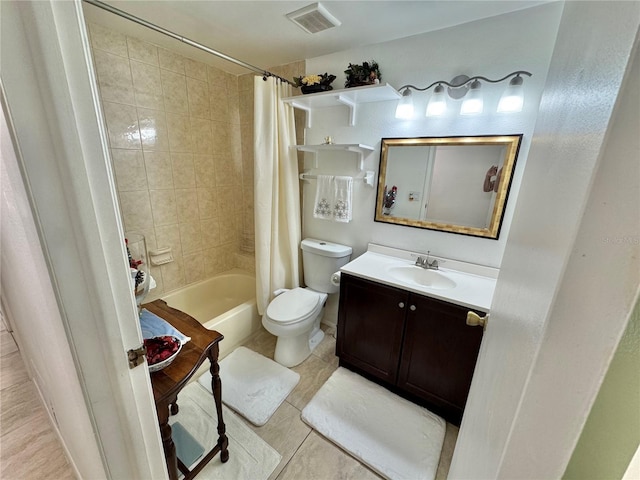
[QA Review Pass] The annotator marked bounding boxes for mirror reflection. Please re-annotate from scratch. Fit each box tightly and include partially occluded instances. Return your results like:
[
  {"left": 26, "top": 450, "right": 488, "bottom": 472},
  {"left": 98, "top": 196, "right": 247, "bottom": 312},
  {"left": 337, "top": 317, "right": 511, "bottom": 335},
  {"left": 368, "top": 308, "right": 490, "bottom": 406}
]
[{"left": 375, "top": 135, "right": 522, "bottom": 239}]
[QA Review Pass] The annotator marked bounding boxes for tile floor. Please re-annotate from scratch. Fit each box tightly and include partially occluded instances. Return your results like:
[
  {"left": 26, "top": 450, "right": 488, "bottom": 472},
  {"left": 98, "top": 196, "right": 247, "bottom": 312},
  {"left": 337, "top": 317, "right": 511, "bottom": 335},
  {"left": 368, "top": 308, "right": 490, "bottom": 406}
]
[
  {"left": 0, "top": 319, "right": 75, "bottom": 479},
  {"left": 239, "top": 324, "right": 459, "bottom": 480},
  {"left": 0, "top": 319, "right": 457, "bottom": 480}
]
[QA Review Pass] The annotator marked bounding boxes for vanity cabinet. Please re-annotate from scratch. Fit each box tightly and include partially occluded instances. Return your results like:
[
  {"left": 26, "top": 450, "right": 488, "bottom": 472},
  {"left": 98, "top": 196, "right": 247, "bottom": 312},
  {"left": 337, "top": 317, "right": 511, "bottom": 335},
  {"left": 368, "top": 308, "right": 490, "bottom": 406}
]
[{"left": 336, "top": 273, "right": 484, "bottom": 425}]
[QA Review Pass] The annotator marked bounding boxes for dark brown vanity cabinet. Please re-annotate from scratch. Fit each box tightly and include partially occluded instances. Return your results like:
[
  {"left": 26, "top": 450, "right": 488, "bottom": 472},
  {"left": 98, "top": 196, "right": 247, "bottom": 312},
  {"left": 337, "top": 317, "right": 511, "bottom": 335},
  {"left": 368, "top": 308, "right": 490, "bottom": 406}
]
[{"left": 336, "top": 273, "right": 484, "bottom": 425}]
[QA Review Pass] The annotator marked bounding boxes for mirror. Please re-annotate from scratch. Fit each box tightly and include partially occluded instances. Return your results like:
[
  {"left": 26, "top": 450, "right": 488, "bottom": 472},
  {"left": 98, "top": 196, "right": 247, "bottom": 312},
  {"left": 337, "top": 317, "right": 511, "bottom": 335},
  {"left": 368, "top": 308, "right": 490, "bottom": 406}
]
[{"left": 375, "top": 134, "right": 522, "bottom": 239}]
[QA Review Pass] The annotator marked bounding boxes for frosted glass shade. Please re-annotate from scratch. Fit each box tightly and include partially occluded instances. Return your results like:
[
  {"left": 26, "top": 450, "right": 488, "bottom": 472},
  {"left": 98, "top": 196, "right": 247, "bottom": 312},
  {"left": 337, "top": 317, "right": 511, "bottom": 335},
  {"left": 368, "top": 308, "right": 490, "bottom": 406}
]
[
  {"left": 426, "top": 85, "right": 447, "bottom": 117},
  {"left": 395, "top": 89, "right": 414, "bottom": 119},
  {"left": 460, "top": 80, "right": 483, "bottom": 115},
  {"left": 497, "top": 76, "right": 525, "bottom": 112}
]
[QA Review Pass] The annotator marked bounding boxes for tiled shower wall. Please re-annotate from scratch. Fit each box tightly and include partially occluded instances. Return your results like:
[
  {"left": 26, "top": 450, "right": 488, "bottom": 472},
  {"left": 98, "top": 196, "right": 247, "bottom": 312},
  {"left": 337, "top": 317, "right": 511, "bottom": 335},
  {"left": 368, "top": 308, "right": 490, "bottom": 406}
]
[{"left": 88, "top": 23, "right": 304, "bottom": 298}]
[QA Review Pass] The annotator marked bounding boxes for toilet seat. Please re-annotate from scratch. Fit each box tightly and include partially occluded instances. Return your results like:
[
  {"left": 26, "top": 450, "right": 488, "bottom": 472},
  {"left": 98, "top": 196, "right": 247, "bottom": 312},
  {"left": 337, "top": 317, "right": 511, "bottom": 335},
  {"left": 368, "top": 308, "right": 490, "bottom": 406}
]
[{"left": 266, "top": 287, "right": 324, "bottom": 325}]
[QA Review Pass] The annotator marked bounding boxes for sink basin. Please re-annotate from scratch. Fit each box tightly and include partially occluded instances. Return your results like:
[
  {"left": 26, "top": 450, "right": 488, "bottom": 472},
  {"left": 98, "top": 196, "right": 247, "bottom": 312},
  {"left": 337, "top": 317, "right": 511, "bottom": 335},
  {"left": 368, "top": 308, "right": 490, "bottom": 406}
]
[{"left": 387, "top": 265, "right": 457, "bottom": 290}]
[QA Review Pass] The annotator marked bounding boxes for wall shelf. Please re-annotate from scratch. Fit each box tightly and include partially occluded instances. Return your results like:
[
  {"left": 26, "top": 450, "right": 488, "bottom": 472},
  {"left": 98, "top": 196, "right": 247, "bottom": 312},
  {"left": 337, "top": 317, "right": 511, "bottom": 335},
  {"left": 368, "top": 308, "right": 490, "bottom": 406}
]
[
  {"left": 282, "top": 83, "right": 401, "bottom": 127},
  {"left": 292, "top": 143, "right": 375, "bottom": 170}
]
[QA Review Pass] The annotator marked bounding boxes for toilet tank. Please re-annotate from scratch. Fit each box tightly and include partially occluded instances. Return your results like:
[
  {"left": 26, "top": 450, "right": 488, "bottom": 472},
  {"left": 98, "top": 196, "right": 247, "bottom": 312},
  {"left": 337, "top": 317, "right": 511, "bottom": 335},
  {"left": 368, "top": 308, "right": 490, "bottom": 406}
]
[{"left": 301, "top": 238, "right": 352, "bottom": 294}]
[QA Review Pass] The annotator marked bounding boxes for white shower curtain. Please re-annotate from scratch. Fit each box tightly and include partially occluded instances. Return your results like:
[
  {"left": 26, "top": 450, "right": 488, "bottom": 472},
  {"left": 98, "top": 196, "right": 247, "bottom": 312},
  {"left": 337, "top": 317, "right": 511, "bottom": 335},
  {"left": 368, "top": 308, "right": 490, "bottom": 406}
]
[{"left": 254, "top": 76, "right": 301, "bottom": 315}]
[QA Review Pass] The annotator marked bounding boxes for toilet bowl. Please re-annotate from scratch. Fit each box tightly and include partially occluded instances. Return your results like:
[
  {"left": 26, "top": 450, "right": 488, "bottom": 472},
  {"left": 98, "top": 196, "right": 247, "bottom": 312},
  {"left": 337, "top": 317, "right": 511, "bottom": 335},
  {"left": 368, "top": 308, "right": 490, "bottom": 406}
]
[
  {"left": 262, "top": 238, "right": 352, "bottom": 368},
  {"left": 262, "top": 287, "right": 327, "bottom": 367}
]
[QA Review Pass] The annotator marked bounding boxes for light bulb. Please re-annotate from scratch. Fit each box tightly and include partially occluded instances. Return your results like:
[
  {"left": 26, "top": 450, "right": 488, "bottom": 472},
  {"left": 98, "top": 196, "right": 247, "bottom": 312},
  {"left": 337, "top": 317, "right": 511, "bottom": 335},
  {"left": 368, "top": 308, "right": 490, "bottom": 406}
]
[
  {"left": 426, "top": 84, "right": 447, "bottom": 117},
  {"left": 395, "top": 89, "right": 414, "bottom": 119},
  {"left": 460, "top": 79, "right": 483, "bottom": 115},
  {"left": 497, "top": 75, "right": 525, "bottom": 113}
]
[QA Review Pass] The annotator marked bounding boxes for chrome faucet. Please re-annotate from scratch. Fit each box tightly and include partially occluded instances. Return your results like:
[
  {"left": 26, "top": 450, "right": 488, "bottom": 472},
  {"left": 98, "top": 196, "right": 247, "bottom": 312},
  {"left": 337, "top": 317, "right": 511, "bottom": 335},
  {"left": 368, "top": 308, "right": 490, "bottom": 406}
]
[{"left": 414, "top": 251, "right": 439, "bottom": 270}]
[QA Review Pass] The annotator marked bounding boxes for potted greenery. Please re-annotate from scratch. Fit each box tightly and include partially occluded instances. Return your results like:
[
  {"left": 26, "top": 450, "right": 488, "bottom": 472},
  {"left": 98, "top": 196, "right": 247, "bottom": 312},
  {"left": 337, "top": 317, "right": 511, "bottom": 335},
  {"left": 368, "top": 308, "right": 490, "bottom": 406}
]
[
  {"left": 293, "top": 73, "right": 337, "bottom": 94},
  {"left": 344, "top": 61, "right": 382, "bottom": 88}
]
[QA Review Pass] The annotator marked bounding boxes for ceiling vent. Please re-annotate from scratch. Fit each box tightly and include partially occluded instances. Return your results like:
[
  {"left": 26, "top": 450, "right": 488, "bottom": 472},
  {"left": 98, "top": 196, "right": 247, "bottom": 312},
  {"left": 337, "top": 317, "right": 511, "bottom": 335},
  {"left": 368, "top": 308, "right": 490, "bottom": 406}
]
[{"left": 286, "top": 2, "right": 341, "bottom": 34}]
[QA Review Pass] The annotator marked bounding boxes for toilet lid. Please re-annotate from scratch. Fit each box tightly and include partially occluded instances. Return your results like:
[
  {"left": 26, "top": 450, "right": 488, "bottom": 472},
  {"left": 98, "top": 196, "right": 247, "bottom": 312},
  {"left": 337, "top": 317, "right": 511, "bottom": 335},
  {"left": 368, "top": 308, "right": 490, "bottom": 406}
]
[{"left": 266, "top": 287, "right": 323, "bottom": 324}]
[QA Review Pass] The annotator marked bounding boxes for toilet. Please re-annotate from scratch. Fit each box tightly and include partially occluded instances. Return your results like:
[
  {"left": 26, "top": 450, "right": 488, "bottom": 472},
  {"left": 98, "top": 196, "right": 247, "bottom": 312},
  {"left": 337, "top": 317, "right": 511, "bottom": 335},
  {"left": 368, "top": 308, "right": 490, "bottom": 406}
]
[{"left": 262, "top": 238, "right": 352, "bottom": 367}]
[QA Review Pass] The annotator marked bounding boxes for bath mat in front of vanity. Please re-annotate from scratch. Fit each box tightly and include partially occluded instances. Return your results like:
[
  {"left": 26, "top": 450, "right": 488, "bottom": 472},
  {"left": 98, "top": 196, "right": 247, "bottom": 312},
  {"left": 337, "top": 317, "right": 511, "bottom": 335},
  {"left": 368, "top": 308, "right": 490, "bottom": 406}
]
[
  {"left": 198, "top": 346, "right": 299, "bottom": 426},
  {"left": 301, "top": 367, "right": 446, "bottom": 480}
]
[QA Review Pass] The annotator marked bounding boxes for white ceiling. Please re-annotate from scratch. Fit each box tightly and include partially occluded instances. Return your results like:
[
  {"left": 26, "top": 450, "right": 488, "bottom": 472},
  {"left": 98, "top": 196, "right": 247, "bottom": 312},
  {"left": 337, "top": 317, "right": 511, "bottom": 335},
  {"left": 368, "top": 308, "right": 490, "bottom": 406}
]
[{"left": 83, "top": 1, "right": 549, "bottom": 75}]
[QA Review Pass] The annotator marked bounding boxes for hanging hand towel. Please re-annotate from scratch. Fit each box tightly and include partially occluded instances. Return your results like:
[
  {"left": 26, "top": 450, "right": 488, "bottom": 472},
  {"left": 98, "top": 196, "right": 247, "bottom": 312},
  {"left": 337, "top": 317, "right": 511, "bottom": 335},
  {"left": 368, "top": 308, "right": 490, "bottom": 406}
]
[
  {"left": 333, "top": 176, "right": 353, "bottom": 223},
  {"left": 313, "top": 175, "right": 334, "bottom": 220}
]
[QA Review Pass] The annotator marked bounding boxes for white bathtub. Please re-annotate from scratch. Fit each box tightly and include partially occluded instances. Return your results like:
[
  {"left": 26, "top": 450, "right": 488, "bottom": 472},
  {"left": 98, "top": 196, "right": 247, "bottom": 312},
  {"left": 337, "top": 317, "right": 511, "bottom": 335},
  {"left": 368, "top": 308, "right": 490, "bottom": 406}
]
[{"left": 162, "top": 269, "right": 261, "bottom": 359}]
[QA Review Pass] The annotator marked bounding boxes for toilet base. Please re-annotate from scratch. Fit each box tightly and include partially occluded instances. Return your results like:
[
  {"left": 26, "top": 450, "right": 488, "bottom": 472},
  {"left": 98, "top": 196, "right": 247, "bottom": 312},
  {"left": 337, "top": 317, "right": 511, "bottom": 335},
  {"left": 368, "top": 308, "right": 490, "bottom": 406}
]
[{"left": 273, "top": 328, "right": 325, "bottom": 368}]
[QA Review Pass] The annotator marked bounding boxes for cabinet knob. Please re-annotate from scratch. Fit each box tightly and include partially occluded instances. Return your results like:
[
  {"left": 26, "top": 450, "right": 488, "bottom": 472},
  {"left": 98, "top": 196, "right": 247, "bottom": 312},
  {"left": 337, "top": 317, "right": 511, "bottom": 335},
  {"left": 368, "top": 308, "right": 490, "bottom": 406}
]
[
  {"left": 398, "top": 302, "right": 405, "bottom": 308},
  {"left": 409, "top": 305, "right": 417, "bottom": 311},
  {"left": 466, "top": 311, "right": 489, "bottom": 329}
]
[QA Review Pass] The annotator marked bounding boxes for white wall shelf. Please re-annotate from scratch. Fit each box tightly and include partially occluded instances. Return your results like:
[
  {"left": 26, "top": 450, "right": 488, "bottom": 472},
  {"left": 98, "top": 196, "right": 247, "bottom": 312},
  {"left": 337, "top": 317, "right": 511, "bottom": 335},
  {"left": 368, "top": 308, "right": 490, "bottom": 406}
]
[
  {"left": 293, "top": 143, "right": 375, "bottom": 170},
  {"left": 282, "top": 83, "right": 401, "bottom": 127}
]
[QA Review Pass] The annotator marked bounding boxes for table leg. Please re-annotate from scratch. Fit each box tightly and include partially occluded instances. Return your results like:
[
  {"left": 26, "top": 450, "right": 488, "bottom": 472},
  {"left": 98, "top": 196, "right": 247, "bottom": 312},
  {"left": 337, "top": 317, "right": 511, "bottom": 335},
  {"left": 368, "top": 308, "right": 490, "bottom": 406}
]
[
  {"left": 159, "top": 407, "right": 179, "bottom": 480},
  {"left": 208, "top": 349, "right": 229, "bottom": 463}
]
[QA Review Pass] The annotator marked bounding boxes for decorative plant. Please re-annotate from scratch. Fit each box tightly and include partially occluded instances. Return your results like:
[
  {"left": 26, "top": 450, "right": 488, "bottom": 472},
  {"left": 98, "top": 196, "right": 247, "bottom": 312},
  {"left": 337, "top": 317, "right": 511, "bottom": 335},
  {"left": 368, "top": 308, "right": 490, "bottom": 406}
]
[
  {"left": 344, "top": 60, "right": 381, "bottom": 88},
  {"left": 383, "top": 185, "right": 397, "bottom": 210},
  {"left": 293, "top": 73, "right": 336, "bottom": 89}
]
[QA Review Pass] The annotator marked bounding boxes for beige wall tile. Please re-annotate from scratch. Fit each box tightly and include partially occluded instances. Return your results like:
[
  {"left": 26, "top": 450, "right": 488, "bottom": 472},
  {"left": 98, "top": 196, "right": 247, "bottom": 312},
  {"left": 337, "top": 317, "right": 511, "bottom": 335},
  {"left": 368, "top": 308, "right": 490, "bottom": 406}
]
[
  {"left": 187, "top": 77, "right": 210, "bottom": 119},
  {"left": 185, "top": 58, "right": 208, "bottom": 81},
  {"left": 207, "top": 65, "right": 226, "bottom": 88},
  {"left": 218, "top": 243, "right": 237, "bottom": 271},
  {"left": 171, "top": 153, "right": 196, "bottom": 189},
  {"left": 90, "top": 23, "right": 128, "bottom": 57},
  {"left": 119, "top": 190, "right": 154, "bottom": 231},
  {"left": 211, "top": 120, "right": 231, "bottom": 156},
  {"left": 235, "top": 253, "right": 256, "bottom": 272},
  {"left": 149, "top": 189, "right": 178, "bottom": 226},
  {"left": 160, "top": 256, "right": 185, "bottom": 292},
  {"left": 193, "top": 154, "right": 216, "bottom": 188},
  {"left": 174, "top": 188, "right": 199, "bottom": 223},
  {"left": 161, "top": 70, "right": 189, "bottom": 115},
  {"left": 203, "top": 247, "right": 222, "bottom": 276},
  {"left": 200, "top": 218, "right": 220, "bottom": 247},
  {"left": 209, "top": 84, "right": 229, "bottom": 121},
  {"left": 218, "top": 215, "right": 237, "bottom": 245},
  {"left": 183, "top": 253, "right": 205, "bottom": 284},
  {"left": 158, "top": 48, "right": 185, "bottom": 75},
  {"left": 166, "top": 113, "right": 193, "bottom": 153},
  {"left": 179, "top": 221, "right": 202, "bottom": 255},
  {"left": 197, "top": 188, "right": 217, "bottom": 220},
  {"left": 191, "top": 118, "right": 213, "bottom": 155},
  {"left": 138, "top": 108, "right": 169, "bottom": 152},
  {"left": 111, "top": 149, "right": 147, "bottom": 192},
  {"left": 154, "top": 224, "right": 183, "bottom": 257},
  {"left": 93, "top": 50, "right": 135, "bottom": 105},
  {"left": 127, "top": 37, "right": 158, "bottom": 66},
  {"left": 102, "top": 102, "right": 141, "bottom": 149},
  {"left": 216, "top": 185, "right": 238, "bottom": 214},
  {"left": 131, "top": 60, "right": 164, "bottom": 110},
  {"left": 143, "top": 151, "right": 173, "bottom": 189},
  {"left": 214, "top": 154, "right": 241, "bottom": 186}
]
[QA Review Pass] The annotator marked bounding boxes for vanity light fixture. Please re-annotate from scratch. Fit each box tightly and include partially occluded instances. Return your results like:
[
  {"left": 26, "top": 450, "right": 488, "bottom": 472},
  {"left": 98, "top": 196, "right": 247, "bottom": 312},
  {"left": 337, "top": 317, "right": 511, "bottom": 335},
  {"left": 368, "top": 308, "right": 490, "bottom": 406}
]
[
  {"left": 394, "top": 70, "right": 532, "bottom": 118},
  {"left": 395, "top": 88, "right": 415, "bottom": 119}
]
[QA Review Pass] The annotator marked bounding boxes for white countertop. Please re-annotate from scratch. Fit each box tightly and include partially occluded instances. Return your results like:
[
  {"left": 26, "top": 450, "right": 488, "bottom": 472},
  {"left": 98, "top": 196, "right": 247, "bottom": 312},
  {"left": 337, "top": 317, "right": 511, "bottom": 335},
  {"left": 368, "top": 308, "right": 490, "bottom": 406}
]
[{"left": 339, "top": 244, "right": 498, "bottom": 312}]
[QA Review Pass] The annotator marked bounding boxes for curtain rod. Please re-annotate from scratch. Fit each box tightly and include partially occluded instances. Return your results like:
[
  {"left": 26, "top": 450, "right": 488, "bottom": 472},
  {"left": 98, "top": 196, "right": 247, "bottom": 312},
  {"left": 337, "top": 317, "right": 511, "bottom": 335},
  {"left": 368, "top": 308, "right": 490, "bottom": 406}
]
[{"left": 82, "top": 0, "right": 294, "bottom": 86}]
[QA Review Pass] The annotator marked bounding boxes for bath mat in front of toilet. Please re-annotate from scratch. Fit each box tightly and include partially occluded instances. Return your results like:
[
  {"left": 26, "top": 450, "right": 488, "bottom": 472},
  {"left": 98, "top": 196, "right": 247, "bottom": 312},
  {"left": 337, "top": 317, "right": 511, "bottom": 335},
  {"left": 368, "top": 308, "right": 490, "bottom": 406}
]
[
  {"left": 301, "top": 367, "right": 446, "bottom": 480},
  {"left": 198, "top": 346, "right": 300, "bottom": 426}
]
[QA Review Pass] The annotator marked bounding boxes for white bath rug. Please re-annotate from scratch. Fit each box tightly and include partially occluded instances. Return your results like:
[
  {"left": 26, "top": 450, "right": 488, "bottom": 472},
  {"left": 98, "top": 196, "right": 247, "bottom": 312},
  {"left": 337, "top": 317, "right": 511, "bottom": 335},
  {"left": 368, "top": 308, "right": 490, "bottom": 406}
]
[
  {"left": 198, "top": 346, "right": 300, "bottom": 426},
  {"left": 169, "top": 381, "right": 281, "bottom": 480},
  {"left": 301, "top": 367, "right": 446, "bottom": 480}
]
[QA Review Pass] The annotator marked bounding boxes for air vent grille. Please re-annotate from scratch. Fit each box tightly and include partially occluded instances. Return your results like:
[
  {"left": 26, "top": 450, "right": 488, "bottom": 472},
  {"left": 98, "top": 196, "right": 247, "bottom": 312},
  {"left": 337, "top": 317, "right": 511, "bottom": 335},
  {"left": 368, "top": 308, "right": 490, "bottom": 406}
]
[{"left": 286, "top": 3, "right": 341, "bottom": 34}]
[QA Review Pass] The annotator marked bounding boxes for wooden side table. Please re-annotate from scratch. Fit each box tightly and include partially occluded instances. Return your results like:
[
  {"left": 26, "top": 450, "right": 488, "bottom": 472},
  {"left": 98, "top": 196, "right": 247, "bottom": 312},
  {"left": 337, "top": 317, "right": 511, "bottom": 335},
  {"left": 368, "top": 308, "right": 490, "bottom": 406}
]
[{"left": 143, "top": 299, "right": 229, "bottom": 480}]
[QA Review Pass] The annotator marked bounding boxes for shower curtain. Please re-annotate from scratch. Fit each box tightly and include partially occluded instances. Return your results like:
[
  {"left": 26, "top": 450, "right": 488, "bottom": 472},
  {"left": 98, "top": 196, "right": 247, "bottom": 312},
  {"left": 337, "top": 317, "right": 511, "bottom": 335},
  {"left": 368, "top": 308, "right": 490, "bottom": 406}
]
[{"left": 254, "top": 76, "right": 301, "bottom": 315}]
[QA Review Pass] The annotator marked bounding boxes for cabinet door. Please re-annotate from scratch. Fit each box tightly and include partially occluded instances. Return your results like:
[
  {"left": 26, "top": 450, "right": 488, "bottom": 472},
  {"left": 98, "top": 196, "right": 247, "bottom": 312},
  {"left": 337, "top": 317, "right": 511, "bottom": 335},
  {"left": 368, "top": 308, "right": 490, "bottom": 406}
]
[
  {"left": 337, "top": 275, "right": 407, "bottom": 384},
  {"left": 397, "top": 294, "right": 483, "bottom": 423}
]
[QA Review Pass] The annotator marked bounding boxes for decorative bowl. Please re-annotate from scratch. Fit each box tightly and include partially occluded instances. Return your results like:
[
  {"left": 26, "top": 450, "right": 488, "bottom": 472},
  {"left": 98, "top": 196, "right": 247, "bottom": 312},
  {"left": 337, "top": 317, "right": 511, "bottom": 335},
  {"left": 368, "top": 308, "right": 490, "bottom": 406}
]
[{"left": 145, "top": 335, "right": 183, "bottom": 372}]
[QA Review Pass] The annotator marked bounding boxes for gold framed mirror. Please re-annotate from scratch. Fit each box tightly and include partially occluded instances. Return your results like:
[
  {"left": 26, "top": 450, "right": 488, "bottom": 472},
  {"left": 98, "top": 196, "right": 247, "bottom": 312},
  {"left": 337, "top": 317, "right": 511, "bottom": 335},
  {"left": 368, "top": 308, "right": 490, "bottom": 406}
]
[{"left": 375, "top": 134, "right": 522, "bottom": 239}]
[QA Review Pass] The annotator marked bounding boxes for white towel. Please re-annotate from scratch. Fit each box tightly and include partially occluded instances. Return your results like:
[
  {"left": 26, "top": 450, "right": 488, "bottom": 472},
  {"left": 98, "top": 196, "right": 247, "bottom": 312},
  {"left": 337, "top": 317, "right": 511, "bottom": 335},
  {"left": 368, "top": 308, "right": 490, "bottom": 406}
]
[
  {"left": 313, "top": 175, "right": 334, "bottom": 220},
  {"left": 333, "top": 176, "right": 353, "bottom": 223}
]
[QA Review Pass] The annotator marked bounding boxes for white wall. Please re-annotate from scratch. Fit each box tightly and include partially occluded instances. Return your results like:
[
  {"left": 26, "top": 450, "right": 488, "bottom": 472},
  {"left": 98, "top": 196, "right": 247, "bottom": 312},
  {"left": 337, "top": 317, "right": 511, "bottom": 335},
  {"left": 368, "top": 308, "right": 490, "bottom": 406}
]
[
  {"left": 450, "top": 1, "right": 640, "bottom": 478},
  {"left": 1, "top": 96, "right": 106, "bottom": 480},
  {"left": 304, "top": 3, "right": 564, "bottom": 267}
]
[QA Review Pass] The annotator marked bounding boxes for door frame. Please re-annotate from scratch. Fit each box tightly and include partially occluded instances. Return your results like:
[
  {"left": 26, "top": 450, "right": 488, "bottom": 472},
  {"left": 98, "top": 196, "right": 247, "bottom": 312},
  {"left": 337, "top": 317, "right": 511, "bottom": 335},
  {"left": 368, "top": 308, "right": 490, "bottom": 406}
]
[{"left": 1, "top": 1, "right": 166, "bottom": 478}]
